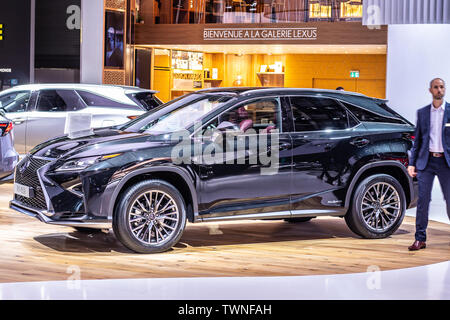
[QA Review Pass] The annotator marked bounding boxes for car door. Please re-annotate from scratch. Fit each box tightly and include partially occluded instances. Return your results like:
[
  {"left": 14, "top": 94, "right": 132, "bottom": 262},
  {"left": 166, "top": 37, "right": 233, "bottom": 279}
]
[
  {"left": 196, "top": 96, "right": 293, "bottom": 219},
  {"left": 25, "top": 89, "right": 85, "bottom": 152},
  {"left": 0, "top": 90, "right": 34, "bottom": 154},
  {"left": 287, "top": 96, "right": 362, "bottom": 215}
]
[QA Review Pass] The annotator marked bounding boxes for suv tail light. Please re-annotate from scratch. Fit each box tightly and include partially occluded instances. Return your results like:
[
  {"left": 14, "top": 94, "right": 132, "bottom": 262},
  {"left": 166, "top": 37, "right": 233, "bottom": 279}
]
[
  {"left": 127, "top": 115, "right": 139, "bottom": 120},
  {"left": 0, "top": 121, "right": 13, "bottom": 136},
  {"left": 403, "top": 133, "right": 415, "bottom": 141}
]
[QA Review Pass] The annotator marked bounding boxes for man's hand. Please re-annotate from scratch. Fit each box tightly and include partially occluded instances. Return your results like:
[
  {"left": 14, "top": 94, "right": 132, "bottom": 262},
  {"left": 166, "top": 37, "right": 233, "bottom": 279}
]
[{"left": 407, "top": 166, "right": 417, "bottom": 178}]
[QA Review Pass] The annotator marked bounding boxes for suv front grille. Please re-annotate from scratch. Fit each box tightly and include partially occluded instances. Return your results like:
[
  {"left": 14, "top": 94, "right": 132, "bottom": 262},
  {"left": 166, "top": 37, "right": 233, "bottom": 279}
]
[{"left": 14, "top": 157, "right": 51, "bottom": 210}]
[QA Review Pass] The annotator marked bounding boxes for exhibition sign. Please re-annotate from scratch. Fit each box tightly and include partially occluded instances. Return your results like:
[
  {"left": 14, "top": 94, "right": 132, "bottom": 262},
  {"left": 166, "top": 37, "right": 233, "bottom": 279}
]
[{"left": 203, "top": 27, "right": 318, "bottom": 41}]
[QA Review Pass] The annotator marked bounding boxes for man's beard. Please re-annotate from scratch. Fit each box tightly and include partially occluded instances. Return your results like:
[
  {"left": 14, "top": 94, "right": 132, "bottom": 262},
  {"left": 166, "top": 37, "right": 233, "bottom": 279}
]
[{"left": 434, "top": 94, "right": 443, "bottom": 100}]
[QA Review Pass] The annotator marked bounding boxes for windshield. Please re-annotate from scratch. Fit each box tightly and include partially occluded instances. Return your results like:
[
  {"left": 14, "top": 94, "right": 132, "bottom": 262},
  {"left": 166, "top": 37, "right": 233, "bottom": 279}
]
[
  {"left": 0, "top": 91, "right": 31, "bottom": 113},
  {"left": 121, "top": 93, "right": 234, "bottom": 134}
]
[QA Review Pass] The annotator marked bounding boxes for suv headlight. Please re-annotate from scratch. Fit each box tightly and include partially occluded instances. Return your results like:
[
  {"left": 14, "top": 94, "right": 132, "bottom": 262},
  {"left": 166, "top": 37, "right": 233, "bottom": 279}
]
[
  {"left": 55, "top": 154, "right": 121, "bottom": 172},
  {"left": 55, "top": 156, "right": 100, "bottom": 172}
]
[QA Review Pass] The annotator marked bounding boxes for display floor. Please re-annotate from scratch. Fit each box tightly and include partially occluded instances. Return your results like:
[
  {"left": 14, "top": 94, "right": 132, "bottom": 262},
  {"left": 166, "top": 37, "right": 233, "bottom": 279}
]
[
  {"left": 0, "top": 183, "right": 449, "bottom": 285},
  {"left": 1, "top": 261, "right": 448, "bottom": 299}
]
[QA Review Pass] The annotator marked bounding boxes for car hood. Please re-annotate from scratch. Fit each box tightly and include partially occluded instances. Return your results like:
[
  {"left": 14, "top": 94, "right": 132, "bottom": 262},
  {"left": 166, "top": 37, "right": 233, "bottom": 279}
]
[{"left": 30, "top": 128, "right": 175, "bottom": 160}]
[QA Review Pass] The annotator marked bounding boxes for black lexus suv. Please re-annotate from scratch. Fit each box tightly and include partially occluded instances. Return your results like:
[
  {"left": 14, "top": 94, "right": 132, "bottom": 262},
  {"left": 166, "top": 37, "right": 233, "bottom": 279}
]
[{"left": 10, "top": 88, "right": 418, "bottom": 253}]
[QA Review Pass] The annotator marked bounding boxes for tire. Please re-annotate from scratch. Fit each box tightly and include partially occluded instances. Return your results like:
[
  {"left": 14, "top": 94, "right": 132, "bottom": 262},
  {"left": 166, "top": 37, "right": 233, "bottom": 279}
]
[
  {"left": 284, "top": 217, "right": 315, "bottom": 223},
  {"left": 113, "top": 179, "right": 187, "bottom": 253},
  {"left": 345, "top": 174, "right": 406, "bottom": 239},
  {"left": 73, "top": 227, "right": 102, "bottom": 233}
]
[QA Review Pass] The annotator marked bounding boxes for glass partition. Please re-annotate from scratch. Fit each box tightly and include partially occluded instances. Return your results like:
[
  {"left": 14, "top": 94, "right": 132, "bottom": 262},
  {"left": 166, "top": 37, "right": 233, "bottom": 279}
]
[{"left": 147, "top": 0, "right": 362, "bottom": 24}]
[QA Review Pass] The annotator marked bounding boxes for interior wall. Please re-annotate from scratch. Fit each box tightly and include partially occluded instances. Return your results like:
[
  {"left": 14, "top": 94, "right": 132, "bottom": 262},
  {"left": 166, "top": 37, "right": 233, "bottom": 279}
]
[
  {"left": 285, "top": 53, "right": 386, "bottom": 98},
  {"left": 80, "top": 0, "right": 103, "bottom": 84},
  {"left": 222, "top": 53, "right": 386, "bottom": 98},
  {"left": 386, "top": 24, "right": 450, "bottom": 123}
]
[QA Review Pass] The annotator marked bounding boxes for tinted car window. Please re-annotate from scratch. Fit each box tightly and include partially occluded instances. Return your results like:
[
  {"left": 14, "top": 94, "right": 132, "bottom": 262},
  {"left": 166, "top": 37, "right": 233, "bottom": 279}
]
[
  {"left": 212, "top": 98, "right": 282, "bottom": 134},
  {"left": 341, "top": 101, "right": 405, "bottom": 124},
  {"left": 37, "top": 90, "right": 85, "bottom": 112},
  {"left": 77, "top": 90, "right": 136, "bottom": 109},
  {"left": 127, "top": 92, "right": 162, "bottom": 111},
  {"left": 290, "top": 97, "right": 352, "bottom": 132},
  {"left": 134, "top": 94, "right": 233, "bottom": 134},
  {"left": 336, "top": 95, "right": 408, "bottom": 121},
  {"left": 0, "top": 91, "right": 31, "bottom": 113}
]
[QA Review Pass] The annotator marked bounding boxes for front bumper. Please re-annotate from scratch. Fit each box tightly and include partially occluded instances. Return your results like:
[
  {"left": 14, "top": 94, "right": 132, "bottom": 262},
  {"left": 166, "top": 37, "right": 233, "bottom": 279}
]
[
  {"left": 10, "top": 200, "right": 112, "bottom": 229},
  {"left": 9, "top": 155, "right": 116, "bottom": 229}
]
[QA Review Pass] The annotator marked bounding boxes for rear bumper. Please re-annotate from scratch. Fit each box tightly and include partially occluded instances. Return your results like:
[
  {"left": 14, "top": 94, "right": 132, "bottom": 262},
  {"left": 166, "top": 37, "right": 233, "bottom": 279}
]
[{"left": 9, "top": 200, "right": 112, "bottom": 229}]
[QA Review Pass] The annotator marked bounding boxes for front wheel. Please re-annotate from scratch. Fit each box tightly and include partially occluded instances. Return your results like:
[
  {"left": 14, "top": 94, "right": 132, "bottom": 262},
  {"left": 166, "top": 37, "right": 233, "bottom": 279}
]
[
  {"left": 345, "top": 174, "right": 406, "bottom": 239},
  {"left": 113, "top": 180, "right": 187, "bottom": 253}
]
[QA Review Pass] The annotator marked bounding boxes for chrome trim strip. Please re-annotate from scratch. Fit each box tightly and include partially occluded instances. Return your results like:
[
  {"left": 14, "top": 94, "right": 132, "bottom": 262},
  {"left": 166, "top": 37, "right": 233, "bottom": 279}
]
[
  {"left": 31, "top": 155, "right": 57, "bottom": 161},
  {"left": 199, "top": 208, "right": 344, "bottom": 222},
  {"left": 10, "top": 201, "right": 112, "bottom": 229},
  {"left": 200, "top": 211, "right": 292, "bottom": 222},
  {"left": 291, "top": 209, "right": 343, "bottom": 217},
  {"left": 36, "top": 162, "right": 55, "bottom": 216}
]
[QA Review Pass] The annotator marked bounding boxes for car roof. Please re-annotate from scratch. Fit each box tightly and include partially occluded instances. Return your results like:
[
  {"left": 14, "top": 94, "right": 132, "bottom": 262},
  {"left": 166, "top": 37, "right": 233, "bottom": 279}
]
[
  {"left": 196, "top": 87, "right": 385, "bottom": 101},
  {"left": 1, "top": 84, "right": 159, "bottom": 106},
  {"left": 2, "top": 83, "right": 157, "bottom": 94}
]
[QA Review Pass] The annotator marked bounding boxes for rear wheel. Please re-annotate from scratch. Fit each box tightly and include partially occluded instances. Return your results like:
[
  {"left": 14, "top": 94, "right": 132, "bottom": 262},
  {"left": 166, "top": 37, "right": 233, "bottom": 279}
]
[
  {"left": 113, "top": 180, "right": 187, "bottom": 253},
  {"left": 345, "top": 174, "right": 406, "bottom": 238}
]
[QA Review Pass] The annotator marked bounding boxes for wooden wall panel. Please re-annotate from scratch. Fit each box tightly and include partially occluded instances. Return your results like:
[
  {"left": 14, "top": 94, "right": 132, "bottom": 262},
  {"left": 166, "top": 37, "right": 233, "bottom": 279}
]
[
  {"left": 223, "top": 54, "right": 253, "bottom": 87},
  {"left": 313, "top": 79, "right": 357, "bottom": 92},
  {"left": 153, "top": 69, "right": 171, "bottom": 102},
  {"left": 105, "top": 0, "right": 126, "bottom": 10},
  {"left": 285, "top": 54, "right": 386, "bottom": 98},
  {"left": 136, "top": 22, "right": 387, "bottom": 45},
  {"left": 103, "top": 69, "right": 126, "bottom": 85}
]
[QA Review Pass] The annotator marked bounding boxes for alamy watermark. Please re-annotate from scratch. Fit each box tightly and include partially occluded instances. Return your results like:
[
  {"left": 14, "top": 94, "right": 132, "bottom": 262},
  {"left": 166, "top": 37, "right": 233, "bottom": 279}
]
[{"left": 170, "top": 121, "right": 281, "bottom": 175}]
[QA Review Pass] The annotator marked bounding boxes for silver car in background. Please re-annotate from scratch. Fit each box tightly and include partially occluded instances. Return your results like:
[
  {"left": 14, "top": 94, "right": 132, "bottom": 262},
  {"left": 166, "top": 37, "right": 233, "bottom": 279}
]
[
  {"left": 0, "top": 84, "right": 162, "bottom": 154},
  {"left": 0, "top": 113, "right": 19, "bottom": 183}
]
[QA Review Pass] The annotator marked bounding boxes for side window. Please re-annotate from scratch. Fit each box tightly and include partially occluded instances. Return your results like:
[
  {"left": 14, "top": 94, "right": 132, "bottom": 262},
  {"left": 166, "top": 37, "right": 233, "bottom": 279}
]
[
  {"left": 77, "top": 90, "right": 134, "bottom": 109},
  {"left": 204, "top": 98, "right": 282, "bottom": 135},
  {"left": 290, "top": 97, "right": 353, "bottom": 132},
  {"left": 341, "top": 101, "right": 405, "bottom": 124},
  {"left": 0, "top": 91, "right": 31, "bottom": 113},
  {"left": 36, "top": 90, "right": 85, "bottom": 112},
  {"left": 128, "top": 92, "right": 162, "bottom": 111}
]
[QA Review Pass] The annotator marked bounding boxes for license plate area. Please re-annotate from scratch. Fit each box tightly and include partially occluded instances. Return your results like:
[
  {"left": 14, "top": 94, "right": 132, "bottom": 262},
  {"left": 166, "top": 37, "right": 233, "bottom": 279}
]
[{"left": 14, "top": 183, "right": 35, "bottom": 198}]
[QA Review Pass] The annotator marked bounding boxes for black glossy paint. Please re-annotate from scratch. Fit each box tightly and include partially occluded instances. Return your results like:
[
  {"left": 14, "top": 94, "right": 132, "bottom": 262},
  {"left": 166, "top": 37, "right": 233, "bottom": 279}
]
[{"left": 10, "top": 88, "right": 418, "bottom": 226}]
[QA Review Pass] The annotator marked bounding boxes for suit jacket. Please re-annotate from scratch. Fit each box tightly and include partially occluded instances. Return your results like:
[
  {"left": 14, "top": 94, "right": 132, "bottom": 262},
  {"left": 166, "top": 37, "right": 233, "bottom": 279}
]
[{"left": 410, "top": 102, "right": 450, "bottom": 170}]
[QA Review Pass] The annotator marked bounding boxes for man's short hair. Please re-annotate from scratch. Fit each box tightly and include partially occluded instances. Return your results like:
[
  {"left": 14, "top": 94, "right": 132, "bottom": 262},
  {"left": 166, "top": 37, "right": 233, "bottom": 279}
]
[{"left": 430, "top": 78, "right": 446, "bottom": 88}]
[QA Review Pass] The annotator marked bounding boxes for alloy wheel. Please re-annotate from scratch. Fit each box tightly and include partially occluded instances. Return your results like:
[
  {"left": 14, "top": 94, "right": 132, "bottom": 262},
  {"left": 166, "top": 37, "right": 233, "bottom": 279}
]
[
  {"left": 360, "top": 182, "right": 401, "bottom": 233},
  {"left": 128, "top": 190, "right": 180, "bottom": 245}
]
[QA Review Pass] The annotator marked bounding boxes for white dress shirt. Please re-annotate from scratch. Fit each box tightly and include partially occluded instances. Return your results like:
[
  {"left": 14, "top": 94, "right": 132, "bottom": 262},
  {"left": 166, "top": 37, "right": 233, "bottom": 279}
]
[{"left": 429, "top": 101, "right": 446, "bottom": 152}]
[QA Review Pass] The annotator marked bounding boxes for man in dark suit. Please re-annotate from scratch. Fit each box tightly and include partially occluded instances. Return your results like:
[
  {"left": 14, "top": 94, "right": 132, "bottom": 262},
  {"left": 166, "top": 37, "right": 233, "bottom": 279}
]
[{"left": 408, "top": 78, "right": 450, "bottom": 251}]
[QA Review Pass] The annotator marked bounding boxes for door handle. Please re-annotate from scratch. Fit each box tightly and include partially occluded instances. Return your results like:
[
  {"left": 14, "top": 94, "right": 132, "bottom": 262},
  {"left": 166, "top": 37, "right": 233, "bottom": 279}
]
[
  {"left": 279, "top": 142, "right": 292, "bottom": 151},
  {"left": 13, "top": 118, "right": 26, "bottom": 125},
  {"left": 350, "top": 138, "right": 370, "bottom": 147},
  {"left": 267, "top": 142, "right": 291, "bottom": 153}
]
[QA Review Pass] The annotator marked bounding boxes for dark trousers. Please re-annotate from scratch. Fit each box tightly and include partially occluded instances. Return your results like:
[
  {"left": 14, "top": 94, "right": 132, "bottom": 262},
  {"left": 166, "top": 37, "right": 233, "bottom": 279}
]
[{"left": 415, "top": 156, "right": 450, "bottom": 241}]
